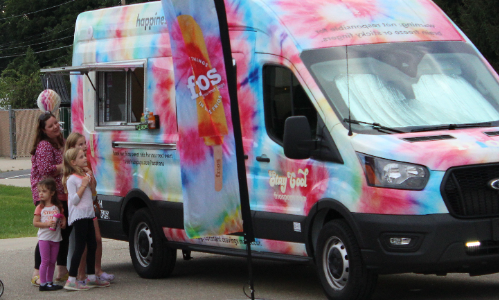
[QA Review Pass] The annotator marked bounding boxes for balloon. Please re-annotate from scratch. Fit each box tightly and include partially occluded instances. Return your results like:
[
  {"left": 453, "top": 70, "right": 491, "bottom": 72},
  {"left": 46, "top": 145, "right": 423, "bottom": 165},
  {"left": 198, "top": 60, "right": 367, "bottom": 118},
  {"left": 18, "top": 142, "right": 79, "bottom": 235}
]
[{"left": 37, "top": 89, "right": 61, "bottom": 113}]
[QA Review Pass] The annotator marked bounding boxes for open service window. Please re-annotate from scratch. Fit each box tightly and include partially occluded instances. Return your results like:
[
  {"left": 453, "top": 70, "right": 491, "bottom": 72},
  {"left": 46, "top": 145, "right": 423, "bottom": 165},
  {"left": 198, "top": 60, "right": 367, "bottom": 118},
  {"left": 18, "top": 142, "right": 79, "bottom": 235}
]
[
  {"left": 97, "top": 67, "right": 144, "bottom": 126},
  {"left": 40, "top": 61, "right": 145, "bottom": 129}
]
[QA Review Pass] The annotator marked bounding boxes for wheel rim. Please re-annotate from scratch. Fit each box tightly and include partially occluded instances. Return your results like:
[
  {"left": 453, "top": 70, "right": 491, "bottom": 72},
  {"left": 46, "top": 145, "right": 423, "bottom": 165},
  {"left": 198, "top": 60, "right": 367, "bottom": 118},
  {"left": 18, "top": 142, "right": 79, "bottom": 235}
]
[
  {"left": 134, "top": 221, "right": 153, "bottom": 267},
  {"left": 322, "top": 235, "right": 349, "bottom": 290}
]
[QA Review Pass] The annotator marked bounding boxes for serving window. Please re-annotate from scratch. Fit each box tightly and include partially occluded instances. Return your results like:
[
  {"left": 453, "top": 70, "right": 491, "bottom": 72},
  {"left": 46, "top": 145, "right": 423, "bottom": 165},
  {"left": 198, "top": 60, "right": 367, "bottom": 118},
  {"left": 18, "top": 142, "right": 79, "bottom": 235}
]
[
  {"left": 40, "top": 61, "right": 146, "bottom": 130},
  {"left": 97, "top": 67, "right": 144, "bottom": 126}
]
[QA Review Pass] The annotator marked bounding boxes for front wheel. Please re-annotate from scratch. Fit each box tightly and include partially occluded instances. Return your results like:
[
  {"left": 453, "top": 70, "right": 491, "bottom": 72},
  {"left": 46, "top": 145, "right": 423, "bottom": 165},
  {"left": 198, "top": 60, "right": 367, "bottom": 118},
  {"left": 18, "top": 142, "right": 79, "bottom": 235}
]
[
  {"left": 129, "top": 208, "right": 176, "bottom": 278},
  {"left": 316, "top": 220, "right": 377, "bottom": 300}
]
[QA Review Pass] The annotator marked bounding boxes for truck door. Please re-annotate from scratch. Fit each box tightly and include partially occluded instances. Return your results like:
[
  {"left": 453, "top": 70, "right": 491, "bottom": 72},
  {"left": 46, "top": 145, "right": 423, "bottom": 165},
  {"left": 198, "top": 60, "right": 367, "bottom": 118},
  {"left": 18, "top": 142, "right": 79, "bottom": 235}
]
[{"left": 249, "top": 54, "right": 323, "bottom": 217}]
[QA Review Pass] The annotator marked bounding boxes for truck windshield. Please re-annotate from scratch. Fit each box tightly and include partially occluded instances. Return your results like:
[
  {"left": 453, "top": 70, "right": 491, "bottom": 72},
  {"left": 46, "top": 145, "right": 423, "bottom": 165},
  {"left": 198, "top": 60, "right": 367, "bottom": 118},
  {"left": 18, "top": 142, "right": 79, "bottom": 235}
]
[{"left": 302, "top": 41, "right": 499, "bottom": 132}]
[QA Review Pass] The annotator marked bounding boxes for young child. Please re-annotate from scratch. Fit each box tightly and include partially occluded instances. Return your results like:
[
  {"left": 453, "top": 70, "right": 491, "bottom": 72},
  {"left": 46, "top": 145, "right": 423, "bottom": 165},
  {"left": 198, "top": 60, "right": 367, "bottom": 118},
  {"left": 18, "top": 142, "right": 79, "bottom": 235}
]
[
  {"left": 33, "top": 177, "right": 66, "bottom": 291},
  {"left": 65, "top": 132, "right": 115, "bottom": 284},
  {"left": 62, "top": 148, "right": 110, "bottom": 291}
]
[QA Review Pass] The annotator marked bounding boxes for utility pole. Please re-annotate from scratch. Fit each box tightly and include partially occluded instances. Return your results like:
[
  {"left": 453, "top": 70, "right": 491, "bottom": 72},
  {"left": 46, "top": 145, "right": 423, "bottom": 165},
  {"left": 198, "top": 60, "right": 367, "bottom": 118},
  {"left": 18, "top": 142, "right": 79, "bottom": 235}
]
[{"left": 121, "top": 0, "right": 126, "bottom": 5}]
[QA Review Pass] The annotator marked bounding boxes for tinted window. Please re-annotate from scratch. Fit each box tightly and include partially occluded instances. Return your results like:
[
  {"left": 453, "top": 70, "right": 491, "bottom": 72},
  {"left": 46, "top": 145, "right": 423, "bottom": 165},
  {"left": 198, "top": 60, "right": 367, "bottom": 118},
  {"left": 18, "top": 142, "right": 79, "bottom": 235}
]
[{"left": 264, "top": 66, "right": 317, "bottom": 143}]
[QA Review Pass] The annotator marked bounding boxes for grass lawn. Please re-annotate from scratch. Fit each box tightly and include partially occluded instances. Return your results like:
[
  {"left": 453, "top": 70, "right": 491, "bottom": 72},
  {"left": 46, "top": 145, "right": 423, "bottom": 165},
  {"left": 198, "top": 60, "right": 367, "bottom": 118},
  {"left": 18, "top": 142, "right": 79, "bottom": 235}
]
[{"left": 0, "top": 184, "right": 37, "bottom": 239}]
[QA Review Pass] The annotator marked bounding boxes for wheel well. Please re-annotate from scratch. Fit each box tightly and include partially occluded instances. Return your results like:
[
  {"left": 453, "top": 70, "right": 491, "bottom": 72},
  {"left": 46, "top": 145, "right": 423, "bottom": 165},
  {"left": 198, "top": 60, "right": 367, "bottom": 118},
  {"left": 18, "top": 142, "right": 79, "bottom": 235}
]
[
  {"left": 122, "top": 197, "right": 147, "bottom": 238},
  {"left": 323, "top": 209, "right": 344, "bottom": 224},
  {"left": 309, "top": 208, "right": 347, "bottom": 260}
]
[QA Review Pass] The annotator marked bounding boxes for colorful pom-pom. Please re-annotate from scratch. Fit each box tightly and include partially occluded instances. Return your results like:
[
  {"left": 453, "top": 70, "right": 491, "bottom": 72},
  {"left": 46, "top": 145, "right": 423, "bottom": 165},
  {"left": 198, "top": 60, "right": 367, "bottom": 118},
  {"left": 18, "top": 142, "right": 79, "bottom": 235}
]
[{"left": 37, "top": 89, "right": 61, "bottom": 113}]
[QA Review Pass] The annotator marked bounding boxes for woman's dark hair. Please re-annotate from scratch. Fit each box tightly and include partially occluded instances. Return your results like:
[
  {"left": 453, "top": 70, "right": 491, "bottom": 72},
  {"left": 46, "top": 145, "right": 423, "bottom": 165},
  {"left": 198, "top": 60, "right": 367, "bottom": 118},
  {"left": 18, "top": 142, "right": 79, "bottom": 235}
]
[
  {"left": 30, "top": 112, "right": 64, "bottom": 155},
  {"left": 37, "top": 177, "right": 63, "bottom": 212}
]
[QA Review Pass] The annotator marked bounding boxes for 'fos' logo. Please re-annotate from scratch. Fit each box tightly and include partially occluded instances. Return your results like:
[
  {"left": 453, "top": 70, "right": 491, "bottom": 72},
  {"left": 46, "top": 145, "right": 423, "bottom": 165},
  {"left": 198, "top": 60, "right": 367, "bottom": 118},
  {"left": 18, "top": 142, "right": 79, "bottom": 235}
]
[{"left": 187, "top": 68, "right": 222, "bottom": 99}]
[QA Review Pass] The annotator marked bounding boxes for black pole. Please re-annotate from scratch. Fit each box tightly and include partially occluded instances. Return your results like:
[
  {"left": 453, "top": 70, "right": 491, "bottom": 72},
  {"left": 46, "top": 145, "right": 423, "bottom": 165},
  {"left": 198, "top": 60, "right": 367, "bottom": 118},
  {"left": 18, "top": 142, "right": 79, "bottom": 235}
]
[{"left": 214, "top": 1, "right": 255, "bottom": 299}]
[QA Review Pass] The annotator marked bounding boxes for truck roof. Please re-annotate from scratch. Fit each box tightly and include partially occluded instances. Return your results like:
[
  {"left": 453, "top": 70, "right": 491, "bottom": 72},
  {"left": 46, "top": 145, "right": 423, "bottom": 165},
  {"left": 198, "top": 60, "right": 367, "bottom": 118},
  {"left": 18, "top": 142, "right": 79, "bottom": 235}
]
[
  {"left": 72, "top": 0, "right": 463, "bottom": 64},
  {"left": 257, "top": 0, "right": 463, "bottom": 50}
]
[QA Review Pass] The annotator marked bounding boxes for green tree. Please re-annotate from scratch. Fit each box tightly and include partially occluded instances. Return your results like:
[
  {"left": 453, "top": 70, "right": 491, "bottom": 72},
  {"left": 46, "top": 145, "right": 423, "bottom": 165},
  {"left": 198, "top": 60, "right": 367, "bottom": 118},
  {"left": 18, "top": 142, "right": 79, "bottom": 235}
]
[
  {"left": 434, "top": 0, "right": 499, "bottom": 71},
  {"left": 459, "top": 0, "right": 499, "bottom": 71},
  {"left": 0, "top": 47, "right": 42, "bottom": 108},
  {"left": 0, "top": 0, "right": 147, "bottom": 108}
]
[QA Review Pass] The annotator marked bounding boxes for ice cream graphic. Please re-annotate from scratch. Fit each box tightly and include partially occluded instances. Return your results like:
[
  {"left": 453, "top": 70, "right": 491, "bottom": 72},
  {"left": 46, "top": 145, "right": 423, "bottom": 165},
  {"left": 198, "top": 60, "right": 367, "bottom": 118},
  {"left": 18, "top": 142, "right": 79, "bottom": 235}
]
[
  {"left": 177, "top": 15, "right": 229, "bottom": 192},
  {"left": 37, "top": 89, "right": 61, "bottom": 113}
]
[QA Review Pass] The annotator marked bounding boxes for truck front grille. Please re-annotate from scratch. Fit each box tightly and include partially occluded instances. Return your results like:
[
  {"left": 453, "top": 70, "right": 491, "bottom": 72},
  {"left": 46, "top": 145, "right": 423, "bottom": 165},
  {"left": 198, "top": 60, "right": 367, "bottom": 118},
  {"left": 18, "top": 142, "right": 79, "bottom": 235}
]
[{"left": 441, "top": 164, "right": 499, "bottom": 218}]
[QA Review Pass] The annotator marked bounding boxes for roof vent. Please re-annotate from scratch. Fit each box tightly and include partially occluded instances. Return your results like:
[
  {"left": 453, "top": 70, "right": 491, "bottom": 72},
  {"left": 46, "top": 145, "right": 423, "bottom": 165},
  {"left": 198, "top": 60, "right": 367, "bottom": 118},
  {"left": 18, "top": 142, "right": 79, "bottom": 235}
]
[
  {"left": 484, "top": 131, "right": 499, "bottom": 137},
  {"left": 402, "top": 135, "right": 455, "bottom": 142}
]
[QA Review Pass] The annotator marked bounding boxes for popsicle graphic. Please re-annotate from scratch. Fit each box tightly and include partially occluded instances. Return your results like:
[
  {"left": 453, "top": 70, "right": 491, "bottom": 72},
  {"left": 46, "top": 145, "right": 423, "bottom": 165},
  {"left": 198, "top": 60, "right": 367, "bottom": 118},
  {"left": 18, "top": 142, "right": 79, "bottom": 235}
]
[{"left": 177, "top": 14, "right": 228, "bottom": 192}]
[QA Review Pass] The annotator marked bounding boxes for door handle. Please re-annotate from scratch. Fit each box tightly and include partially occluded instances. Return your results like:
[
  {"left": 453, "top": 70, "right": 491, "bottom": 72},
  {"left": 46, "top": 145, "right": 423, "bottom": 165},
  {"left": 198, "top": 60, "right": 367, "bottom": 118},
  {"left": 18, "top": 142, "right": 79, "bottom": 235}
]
[{"left": 256, "top": 155, "right": 270, "bottom": 163}]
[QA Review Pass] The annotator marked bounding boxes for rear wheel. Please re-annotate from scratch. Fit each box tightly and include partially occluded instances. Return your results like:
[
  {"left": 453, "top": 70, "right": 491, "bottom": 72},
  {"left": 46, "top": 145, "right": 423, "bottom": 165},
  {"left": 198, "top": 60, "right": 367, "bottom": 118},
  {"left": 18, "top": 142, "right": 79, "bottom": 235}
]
[
  {"left": 316, "top": 220, "right": 377, "bottom": 300},
  {"left": 129, "top": 208, "right": 176, "bottom": 278}
]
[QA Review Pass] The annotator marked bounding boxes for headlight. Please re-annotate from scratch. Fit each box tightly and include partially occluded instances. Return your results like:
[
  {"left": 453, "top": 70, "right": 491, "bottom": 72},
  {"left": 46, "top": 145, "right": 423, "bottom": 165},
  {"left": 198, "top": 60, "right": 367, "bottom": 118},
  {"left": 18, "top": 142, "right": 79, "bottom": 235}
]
[{"left": 357, "top": 153, "right": 429, "bottom": 190}]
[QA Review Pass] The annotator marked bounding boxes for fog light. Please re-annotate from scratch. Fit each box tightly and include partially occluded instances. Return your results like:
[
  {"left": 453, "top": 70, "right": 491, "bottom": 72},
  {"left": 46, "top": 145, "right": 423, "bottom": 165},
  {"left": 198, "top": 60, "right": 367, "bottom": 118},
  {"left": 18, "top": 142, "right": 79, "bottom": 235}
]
[
  {"left": 466, "top": 241, "right": 480, "bottom": 248},
  {"left": 390, "top": 237, "right": 412, "bottom": 246}
]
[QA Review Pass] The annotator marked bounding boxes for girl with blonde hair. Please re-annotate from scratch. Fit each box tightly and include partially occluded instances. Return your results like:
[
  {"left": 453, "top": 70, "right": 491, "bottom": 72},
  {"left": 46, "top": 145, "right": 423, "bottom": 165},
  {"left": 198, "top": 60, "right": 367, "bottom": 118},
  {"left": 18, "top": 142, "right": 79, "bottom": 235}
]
[
  {"left": 65, "top": 132, "right": 115, "bottom": 284},
  {"left": 62, "top": 148, "right": 110, "bottom": 290}
]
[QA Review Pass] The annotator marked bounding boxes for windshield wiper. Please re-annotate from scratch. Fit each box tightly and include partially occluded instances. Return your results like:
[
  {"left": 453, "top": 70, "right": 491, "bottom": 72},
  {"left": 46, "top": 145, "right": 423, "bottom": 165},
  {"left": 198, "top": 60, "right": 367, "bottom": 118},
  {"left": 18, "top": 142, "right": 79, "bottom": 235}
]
[
  {"left": 343, "top": 119, "right": 405, "bottom": 133},
  {"left": 411, "top": 122, "right": 493, "bottom": 132}
]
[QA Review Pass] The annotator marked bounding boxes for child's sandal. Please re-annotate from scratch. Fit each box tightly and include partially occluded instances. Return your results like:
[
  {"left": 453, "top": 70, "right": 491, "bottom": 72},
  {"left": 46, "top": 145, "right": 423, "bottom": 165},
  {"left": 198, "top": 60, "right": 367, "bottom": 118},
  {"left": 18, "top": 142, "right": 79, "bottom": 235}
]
[
  {"left": 55, "top": 273, "right": 69, "bottom": 283},
  {"left": 31, "top": 275, "right": 40, "bottom": 287}
]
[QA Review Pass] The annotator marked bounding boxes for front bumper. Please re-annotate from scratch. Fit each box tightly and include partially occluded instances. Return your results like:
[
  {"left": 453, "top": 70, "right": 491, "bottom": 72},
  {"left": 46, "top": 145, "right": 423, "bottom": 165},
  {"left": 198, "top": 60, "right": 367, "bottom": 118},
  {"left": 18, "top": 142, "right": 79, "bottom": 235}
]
[{"left": 353, "top": 213, "right": 499, "bottom": 275}]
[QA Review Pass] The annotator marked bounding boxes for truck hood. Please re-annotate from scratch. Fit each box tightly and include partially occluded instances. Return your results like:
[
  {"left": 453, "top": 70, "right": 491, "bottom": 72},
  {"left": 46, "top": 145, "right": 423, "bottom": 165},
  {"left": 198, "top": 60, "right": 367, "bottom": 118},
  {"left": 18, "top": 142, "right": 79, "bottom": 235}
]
[{"left": 351, "top": 127, "right": 499, "bottom": 171}]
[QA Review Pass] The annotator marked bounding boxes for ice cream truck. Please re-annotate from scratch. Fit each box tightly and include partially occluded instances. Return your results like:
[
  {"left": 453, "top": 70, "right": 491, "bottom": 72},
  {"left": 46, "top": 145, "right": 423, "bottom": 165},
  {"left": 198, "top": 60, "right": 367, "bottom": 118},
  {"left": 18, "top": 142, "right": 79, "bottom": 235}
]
[{"left": 41, "top": 0, "right": 499, "bottom": 299}]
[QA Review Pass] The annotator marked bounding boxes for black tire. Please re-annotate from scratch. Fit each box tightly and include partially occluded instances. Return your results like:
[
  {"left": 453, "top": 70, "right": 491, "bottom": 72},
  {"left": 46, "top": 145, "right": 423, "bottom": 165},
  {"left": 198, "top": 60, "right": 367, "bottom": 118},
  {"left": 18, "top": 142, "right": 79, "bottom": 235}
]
[
  {"left": 316, "top": 220, "right": 377, "bottom": 300},
  {"left": 0, "top": 279, "right": 4, "bottom": 297},
  {"left": 129, "top": 208, "right": 176, "bottom": 278}
]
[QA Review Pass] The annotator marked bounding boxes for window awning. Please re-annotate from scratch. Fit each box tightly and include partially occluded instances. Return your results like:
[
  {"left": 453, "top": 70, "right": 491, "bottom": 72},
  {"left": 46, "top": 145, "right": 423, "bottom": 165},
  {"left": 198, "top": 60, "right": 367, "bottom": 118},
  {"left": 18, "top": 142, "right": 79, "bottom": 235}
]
[{"left": 40, "top": 62, "right": 144, "bottom": 74}]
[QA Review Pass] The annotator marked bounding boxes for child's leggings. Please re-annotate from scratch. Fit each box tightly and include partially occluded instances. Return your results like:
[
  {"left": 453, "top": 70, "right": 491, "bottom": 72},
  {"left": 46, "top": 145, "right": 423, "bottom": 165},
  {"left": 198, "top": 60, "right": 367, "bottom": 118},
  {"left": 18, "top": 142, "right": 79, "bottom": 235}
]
[
  {"left": 39, "top": 240, "right": 60, "bottom": 284},
  {"left": 69, "top": 218, "right": 96, "bottom": 277},
  {"left": 34, "top": 201, "right": 71, "bottom": 269}
]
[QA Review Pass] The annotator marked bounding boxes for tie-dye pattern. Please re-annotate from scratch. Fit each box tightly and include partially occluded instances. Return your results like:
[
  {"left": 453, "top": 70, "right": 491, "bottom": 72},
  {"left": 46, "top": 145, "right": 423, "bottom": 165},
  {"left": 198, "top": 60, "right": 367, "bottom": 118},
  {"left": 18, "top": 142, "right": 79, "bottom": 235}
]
[{"left": 69, "top": 0, "right": 499, "bottom": 256}]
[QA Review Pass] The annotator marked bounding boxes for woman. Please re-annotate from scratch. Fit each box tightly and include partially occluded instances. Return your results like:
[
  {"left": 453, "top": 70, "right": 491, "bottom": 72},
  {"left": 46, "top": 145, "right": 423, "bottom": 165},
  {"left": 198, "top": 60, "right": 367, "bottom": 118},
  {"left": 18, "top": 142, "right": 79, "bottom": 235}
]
[{"left": 30, "top": 111, "right": 70, "bottom": 286}]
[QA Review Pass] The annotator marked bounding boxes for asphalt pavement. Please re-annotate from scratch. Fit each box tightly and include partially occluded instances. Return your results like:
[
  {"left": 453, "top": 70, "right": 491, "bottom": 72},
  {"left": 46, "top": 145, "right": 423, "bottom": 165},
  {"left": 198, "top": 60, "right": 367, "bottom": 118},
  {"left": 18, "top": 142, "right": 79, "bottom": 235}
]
[
  {"left": 2, "top": 236, "right": 499, "bottom": 300},
  {"left": 0, "top": 157, "right": 31, "bottom": 187},
  {"left": 0, "top": 237, "right": 327, "bottom": 300},
  {"left": 0, "top": 170, "right": 30, "bottom": 179}
]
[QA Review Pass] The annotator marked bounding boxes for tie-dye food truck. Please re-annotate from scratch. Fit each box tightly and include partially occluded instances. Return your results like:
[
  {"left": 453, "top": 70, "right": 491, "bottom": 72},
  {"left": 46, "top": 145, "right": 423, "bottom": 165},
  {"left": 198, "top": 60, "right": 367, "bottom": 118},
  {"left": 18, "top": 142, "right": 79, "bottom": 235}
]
[{"left": 41, "top": 0, "right": 499, "bottom": 299}]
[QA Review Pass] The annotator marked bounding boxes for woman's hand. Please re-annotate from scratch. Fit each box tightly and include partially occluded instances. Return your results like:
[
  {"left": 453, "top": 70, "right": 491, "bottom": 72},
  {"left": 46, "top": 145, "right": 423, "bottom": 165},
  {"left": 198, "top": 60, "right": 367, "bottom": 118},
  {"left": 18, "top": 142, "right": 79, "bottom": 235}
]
[{"left": 55, "top": 163, "right": 63, "bottom": 176}]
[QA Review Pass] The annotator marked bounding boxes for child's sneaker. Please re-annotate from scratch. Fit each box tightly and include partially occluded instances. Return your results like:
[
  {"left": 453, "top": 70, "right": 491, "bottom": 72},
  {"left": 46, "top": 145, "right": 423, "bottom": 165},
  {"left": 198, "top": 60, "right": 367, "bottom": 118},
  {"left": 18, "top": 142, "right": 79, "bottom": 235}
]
[
  {"left": 98, "top": 272, "right": 115, "bottom": 282},
  {"left": 86, "top": 278, "right": 110, "bottom": 288},
  {"left": 63, "top": 280, "right": 92, "bottom": 291}
]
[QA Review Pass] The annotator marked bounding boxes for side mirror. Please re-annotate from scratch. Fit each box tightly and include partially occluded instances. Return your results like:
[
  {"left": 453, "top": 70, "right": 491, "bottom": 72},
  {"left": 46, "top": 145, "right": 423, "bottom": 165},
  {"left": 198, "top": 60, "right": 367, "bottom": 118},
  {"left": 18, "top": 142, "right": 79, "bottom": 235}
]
[{"left": 283, "top": 116, "right": 314, "bottom": 159}]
